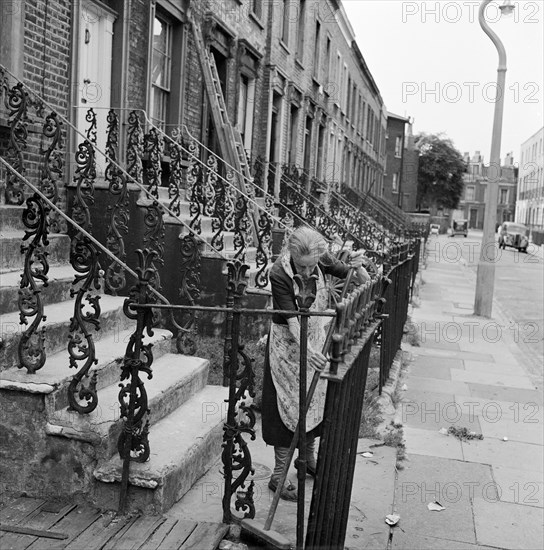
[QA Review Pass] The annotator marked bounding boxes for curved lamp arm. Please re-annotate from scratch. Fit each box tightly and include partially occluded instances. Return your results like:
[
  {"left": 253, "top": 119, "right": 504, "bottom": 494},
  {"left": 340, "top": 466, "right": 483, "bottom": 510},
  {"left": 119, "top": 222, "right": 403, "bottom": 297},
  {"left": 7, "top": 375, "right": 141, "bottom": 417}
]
[{"left": 479, "top": 0, "right": 507, "bottom": 70}]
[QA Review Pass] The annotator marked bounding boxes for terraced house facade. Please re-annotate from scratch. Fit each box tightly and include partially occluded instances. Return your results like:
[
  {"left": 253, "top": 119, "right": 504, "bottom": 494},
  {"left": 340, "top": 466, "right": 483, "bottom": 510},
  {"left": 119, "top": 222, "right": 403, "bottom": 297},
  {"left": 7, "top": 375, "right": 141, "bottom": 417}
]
[{"left": 0, "top": 0, "right": 418, "bottom": 544}]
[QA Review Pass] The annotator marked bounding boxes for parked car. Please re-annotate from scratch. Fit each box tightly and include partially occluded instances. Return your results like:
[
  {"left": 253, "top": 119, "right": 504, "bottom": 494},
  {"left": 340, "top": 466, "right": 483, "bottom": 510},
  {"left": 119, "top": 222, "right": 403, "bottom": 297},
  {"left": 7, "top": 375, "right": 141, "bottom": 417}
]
[
  {"left": 451, "top": 219, "right": 468, "bottom": 237},
  {"left": 430, "top": 224, "right": 440, "bottom": 235},
  {"left": 497, "top": 222, "right": 529, "bottom": 252}
]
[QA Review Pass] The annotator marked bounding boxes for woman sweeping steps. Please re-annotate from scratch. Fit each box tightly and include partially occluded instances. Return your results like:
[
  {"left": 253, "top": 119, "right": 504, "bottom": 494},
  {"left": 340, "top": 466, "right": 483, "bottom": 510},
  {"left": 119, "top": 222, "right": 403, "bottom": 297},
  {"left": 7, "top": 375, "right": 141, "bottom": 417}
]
[{"left": 261, "top": 227, "right": 369, "bottom": 500}]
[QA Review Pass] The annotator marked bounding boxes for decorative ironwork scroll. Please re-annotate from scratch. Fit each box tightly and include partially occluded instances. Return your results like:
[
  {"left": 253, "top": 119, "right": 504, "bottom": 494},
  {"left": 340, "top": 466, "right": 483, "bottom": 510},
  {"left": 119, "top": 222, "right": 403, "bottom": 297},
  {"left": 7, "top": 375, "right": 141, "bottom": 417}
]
[
  {"left": 168, "top": 128, "right": 183, "bottom": 216},
  {"left": 254, "top": 194, "right": 273, "bottom": 289},
  {"left": 117, "top": 249, "right": 157, "bottom": 514},
  {"left": 175, "top": 234, "right": 201, "bottom": 355},
  {"left": 205, "top": 153, "right": 224, "bottom": 251},
  {"left": 232, "top": 185, "right": 249, "bottom": 263},
  {"left": 187, "top": 139, "right": 203, "bottom": 235},
  {"left": 144, "top": 127, "right": 163, "bottom": 198},
  {"left": 104, "top": 109, "right": 129, "bottom": 294},
  {"left": 4, "top": 82, "right": 29, "bottom": 205},
  {"left": 67, "top": 139, "right": 101, "bottom": 414},
  {"left": 222, "top": 260, "right": 256, "bottom": 523},
  {"left": 17, "top": 194, "right": 50, "bottom": 373},
  {"left": 126, "top": 110, "right": 144, "bottom": 185}
]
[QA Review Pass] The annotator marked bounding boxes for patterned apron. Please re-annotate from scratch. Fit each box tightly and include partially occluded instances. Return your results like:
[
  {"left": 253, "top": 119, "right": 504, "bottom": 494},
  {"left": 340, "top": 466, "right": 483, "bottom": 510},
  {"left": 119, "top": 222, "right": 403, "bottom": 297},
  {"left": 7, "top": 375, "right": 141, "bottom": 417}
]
[{"left": 269, "top": 252, "right": 331, "bottom": 433}]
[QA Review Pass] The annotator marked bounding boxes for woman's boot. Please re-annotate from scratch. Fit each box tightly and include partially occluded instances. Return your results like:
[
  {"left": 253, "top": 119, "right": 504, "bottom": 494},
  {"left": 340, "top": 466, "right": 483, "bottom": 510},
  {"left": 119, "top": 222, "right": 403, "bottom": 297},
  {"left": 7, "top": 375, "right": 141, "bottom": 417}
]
[
  {"left": 268, "top": 446, "right": 298, "bottom": 501},
  {"left": 295, "top": 436, "right": 318, "bottom": 477}
]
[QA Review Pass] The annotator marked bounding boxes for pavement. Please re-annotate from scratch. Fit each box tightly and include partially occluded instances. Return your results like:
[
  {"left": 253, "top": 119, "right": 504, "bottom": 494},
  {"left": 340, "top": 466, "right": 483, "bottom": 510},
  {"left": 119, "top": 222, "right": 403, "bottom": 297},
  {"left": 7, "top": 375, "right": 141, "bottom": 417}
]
[
  {"left": 168, "top": 236, "right": 543, "bottom": 549},
  {"left": 391, "top": 236, "right": 544, "bottom": 550}
]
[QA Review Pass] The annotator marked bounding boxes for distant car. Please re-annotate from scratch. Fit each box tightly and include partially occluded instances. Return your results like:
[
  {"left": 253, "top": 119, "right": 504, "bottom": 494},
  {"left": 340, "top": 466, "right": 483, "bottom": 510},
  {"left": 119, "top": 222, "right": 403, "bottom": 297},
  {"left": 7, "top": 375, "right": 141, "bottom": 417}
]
[
  {"left": 451, "top": 219, "right": 468, "bottom": 237},
  {"left": 498, "top": 222, "right": 529, "bottom": 252},
  {"left": 430, "top": 224, "right": 440, "bottom": 235}
]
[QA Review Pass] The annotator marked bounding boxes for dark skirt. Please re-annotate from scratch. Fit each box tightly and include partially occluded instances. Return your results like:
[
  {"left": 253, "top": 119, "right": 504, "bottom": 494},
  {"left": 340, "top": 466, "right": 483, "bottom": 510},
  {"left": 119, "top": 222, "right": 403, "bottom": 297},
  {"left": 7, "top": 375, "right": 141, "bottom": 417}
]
[{"left": 261, "top": 334, "right": 322, "bottom": 448}]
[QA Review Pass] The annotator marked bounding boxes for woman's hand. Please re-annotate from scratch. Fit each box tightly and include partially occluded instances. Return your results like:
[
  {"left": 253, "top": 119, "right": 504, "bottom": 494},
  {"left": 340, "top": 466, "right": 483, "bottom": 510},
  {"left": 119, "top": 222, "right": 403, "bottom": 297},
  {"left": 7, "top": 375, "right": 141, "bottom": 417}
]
[
  {"left": 308, "top": 349, "right": 328, "bottom": 371},
  {"left": 348, "top": 250, "right": 366, "bottom": 269}
]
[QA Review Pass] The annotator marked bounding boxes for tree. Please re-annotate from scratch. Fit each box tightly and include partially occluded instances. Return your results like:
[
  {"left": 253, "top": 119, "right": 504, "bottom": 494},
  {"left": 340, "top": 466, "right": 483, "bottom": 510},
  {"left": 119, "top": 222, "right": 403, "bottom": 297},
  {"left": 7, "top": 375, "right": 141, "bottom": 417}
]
[{"left": 415, "top": 133, "right": 466, "bottom": 211}]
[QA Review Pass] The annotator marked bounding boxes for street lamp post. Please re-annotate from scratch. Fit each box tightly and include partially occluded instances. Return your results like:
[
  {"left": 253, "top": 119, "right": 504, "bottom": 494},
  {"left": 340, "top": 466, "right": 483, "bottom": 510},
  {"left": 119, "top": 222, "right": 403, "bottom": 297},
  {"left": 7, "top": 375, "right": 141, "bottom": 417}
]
[{"left": 474, "top": 0, "right": 514, "bottom": 318}]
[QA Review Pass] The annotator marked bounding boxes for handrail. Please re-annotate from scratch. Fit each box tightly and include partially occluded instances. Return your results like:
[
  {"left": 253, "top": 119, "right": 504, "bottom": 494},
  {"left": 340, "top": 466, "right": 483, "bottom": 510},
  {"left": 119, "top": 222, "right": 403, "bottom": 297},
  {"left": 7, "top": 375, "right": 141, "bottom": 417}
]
[
  {"left": 0, "top": 64, "right": 228, "bottom": 261},
  {"left": 0, "top": 156, "right": 172, "bottom": 307}
]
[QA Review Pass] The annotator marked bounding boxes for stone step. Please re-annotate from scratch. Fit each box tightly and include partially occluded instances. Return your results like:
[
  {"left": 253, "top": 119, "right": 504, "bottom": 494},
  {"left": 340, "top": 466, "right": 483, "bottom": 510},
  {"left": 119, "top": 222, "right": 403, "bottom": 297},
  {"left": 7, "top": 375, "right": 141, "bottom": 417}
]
[
  {"left": 0, "top": 294, "right": 132, "bottom": 371},
  {"left": 0, "top": 231, "right": 71, "bottom": 272},
  {"left": 93, "top": 384, "right": 228, "bottom": 514},
  {"left": 0, "top": 205, "right": 25, "bottom": 232},
  {"left": 0, "top": 327, "right": 172, "bottom": 406},
  {"left": 0, "top": 264, "right": 75, "bottom": 315},
  {"left": 47, "top": 353, "right": 209, "bottom": 461}
]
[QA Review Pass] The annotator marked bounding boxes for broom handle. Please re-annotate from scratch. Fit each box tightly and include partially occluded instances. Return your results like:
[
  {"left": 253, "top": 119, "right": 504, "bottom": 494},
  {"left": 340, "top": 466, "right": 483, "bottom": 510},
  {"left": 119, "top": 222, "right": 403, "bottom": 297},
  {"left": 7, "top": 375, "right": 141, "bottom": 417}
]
[{"left": 263, "top": 267, "right": 355, "bottom": 531}]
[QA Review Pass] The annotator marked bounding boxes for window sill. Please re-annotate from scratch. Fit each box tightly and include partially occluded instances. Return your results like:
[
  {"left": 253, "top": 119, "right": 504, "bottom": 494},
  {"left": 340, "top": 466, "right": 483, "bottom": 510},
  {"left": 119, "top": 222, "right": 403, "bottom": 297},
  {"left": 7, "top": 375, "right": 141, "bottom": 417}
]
[
  {"left": 312, "top": 75, "right": 321, "bottom": 87},
  {"left": 295, "top": 57, "right": 304, "bottom": 70},
  {"left": 279, "top": 40, "right": 291, "bottom": 55},
  {"left": 249, "top": 12, "right": 264, "bottom": 30}
]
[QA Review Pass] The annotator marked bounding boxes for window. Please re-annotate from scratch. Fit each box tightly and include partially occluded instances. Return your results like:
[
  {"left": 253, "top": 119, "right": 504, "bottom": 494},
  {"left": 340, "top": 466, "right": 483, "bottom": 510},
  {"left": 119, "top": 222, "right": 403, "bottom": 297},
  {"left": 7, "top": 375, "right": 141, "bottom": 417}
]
[
  {"left": 394, "top": 136, "right": 402, "bottom": 157},
  {"left": 500, "top": 188, "right": 508, "bottom": 204},
  {"left": 346, "top": 76, "right": 351, "bottom": 118},
  {"left": 392, "top": 173, "right": 398, "bottom": 192},
  {"left": 288, "top": 105, "right": 299, "bottom": 165},
  {"left": 150, "top": 14, "right": 172, "bottom": 129},
  {"left": 324, "top": 36, "right": 331, "bottom": 83},
  {"left": 296, "top": 0, "right": 305, "bottom": 60},
  {"left": 237, "top": 74, "right": 255, "bottom": 150},
  {"left": 313, "top": 20, "right": 321, "bottom": 79},
  {"left": 303, "top": 116, "right": 312, "bottom": 173},
  {"left": 281, "top": 0, "right": 290, "bottom": 45},
  {"left": 466, "top": 185, "right": 475, "bottom": 201},
  {"left": 252, "top": 0, "right": 263, "bottom": 19}
]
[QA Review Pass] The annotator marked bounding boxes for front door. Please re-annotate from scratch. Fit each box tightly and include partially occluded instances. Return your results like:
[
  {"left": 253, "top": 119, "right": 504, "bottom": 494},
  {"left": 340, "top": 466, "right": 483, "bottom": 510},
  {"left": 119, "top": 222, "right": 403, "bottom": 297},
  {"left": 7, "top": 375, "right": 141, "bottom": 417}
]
[{"left": 76, "top": 2, "right": 114, "bottom": 177}]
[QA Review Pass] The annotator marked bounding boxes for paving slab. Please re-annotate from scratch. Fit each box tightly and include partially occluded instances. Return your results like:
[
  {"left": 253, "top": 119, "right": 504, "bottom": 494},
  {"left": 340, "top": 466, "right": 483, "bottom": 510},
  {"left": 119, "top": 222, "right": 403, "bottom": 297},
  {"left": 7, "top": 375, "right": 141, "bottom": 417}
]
[
  {"left": 491, "top": 465, "right": 544, "bottom": 508},
  {"left": 395, "top": 455, "right": 495, "bottom": 545},
  {"left": 467, "top": 383, "right": 544, "bottom": 405},
  {"left": 462, "top": 360, "right": 528, "bottom": 377},
  {"left": 404, "top": 376, "right": 471, "bottom": 397},
  {"left": 406, "top": 355, "right": 464, "bottom": 371},
  {"left": 406, "top": 346, "right": 495, "bottom": 363},
  {"left": 403, "top": 426, "right": 464, "bottom": 460},
  {"left": 408, "top": 362, "right": 452, "bottom": 380},
  {"left": 473, "top": 498, "right": 544, "bottom": 549},
  {"left": 391, "top": 532, "right": 491, "bottom": 550},
  {"left": 451, "top": 369, "right": 536, "bottom": 390},
  {"left": 404, "top": 408, "right": 482, "bottom": 433},
  {"left": 461, "top": 437, "right": 543, "bottom": 472},
  {"left": 479, "top": 414, "right": 544, "bottom": 445},
  {"left": 453, "top": 396, "right": 543, "bottom": 423}
]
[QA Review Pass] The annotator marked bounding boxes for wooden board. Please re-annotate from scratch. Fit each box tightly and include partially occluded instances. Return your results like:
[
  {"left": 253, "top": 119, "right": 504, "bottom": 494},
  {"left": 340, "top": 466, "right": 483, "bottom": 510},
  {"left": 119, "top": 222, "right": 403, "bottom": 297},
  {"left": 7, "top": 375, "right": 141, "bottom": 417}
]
[
  {"left": 0, "top": 502, "right": 75, "bottom": 550},
  {"left": 180, "top": 522, "right": 229, "bottom": 550},
  {"left": 136, "top": 517, "right": 179, "bottom": 550},
  {"left": 154, "top": 519, "right": 197, "bottom": 550},
  {"left": 26, "top": 505, "right": 102, "bottom": 550},
  {"left": 103, "top": 515, "right": 165, "bottom": 550},
  {"left": 64, "top": 514, "right": 138, "bottom": 550},
  {"left": 0, "top": 498, "right": 45, "bottom": 524}
]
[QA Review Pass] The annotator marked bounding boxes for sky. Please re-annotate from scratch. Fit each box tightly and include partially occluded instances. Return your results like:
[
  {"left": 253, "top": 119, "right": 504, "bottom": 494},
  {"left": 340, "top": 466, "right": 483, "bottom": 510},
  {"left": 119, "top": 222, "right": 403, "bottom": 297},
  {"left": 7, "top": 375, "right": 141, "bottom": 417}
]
[{"left": 342, "top": 0, "right": 544, "bottom": 165}]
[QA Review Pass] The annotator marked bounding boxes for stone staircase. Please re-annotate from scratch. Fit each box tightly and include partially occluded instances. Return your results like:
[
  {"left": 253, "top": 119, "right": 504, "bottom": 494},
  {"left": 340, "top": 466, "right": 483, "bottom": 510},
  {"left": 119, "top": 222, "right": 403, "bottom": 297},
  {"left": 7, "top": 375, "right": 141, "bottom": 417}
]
[{"left": 0, "top": 199, "right": 229, "bottom": 514}]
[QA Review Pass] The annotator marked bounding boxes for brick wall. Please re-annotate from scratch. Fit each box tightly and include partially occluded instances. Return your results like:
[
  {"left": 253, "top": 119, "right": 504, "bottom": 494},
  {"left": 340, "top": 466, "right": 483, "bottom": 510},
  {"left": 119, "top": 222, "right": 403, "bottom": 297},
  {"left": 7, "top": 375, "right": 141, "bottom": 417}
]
[
  {"left": 23, "top": 0, "right": 71, "bottom": 117},
  {"left": 127, "top": 0, "right": 150, "bottom": 110}
]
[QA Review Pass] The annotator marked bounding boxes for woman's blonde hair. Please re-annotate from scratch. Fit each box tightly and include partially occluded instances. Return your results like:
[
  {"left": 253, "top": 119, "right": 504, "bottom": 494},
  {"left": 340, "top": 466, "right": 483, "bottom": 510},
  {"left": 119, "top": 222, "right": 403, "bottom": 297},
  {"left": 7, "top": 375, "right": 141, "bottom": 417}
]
[{"left": 286, "top": 227, "right": 328, "bottom": 262}]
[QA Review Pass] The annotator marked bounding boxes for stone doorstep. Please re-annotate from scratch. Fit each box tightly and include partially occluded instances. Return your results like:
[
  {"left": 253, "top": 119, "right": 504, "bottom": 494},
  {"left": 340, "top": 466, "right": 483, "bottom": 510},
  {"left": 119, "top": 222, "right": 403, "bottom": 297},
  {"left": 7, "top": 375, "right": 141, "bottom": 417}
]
[
  {"left": 0, "top": 232, "right": 71, "bottom": 271},
  {"left": 93, "top": 384, "right": 229, "bottom": 513},
  {"left": 0, "top": 205, "right": 26, "bottom": 232},
  {"left": 0, "top": 294, "right": 133, "bottom": 369},
  {"left": 47, "top": 353, "right": 210, "bottom": 459},
  {"left": 0, "top": 328, "right": 172, "bottom": 399},
  {"left": 0, "top": 264, "right": 76, "bottom": 316}
]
